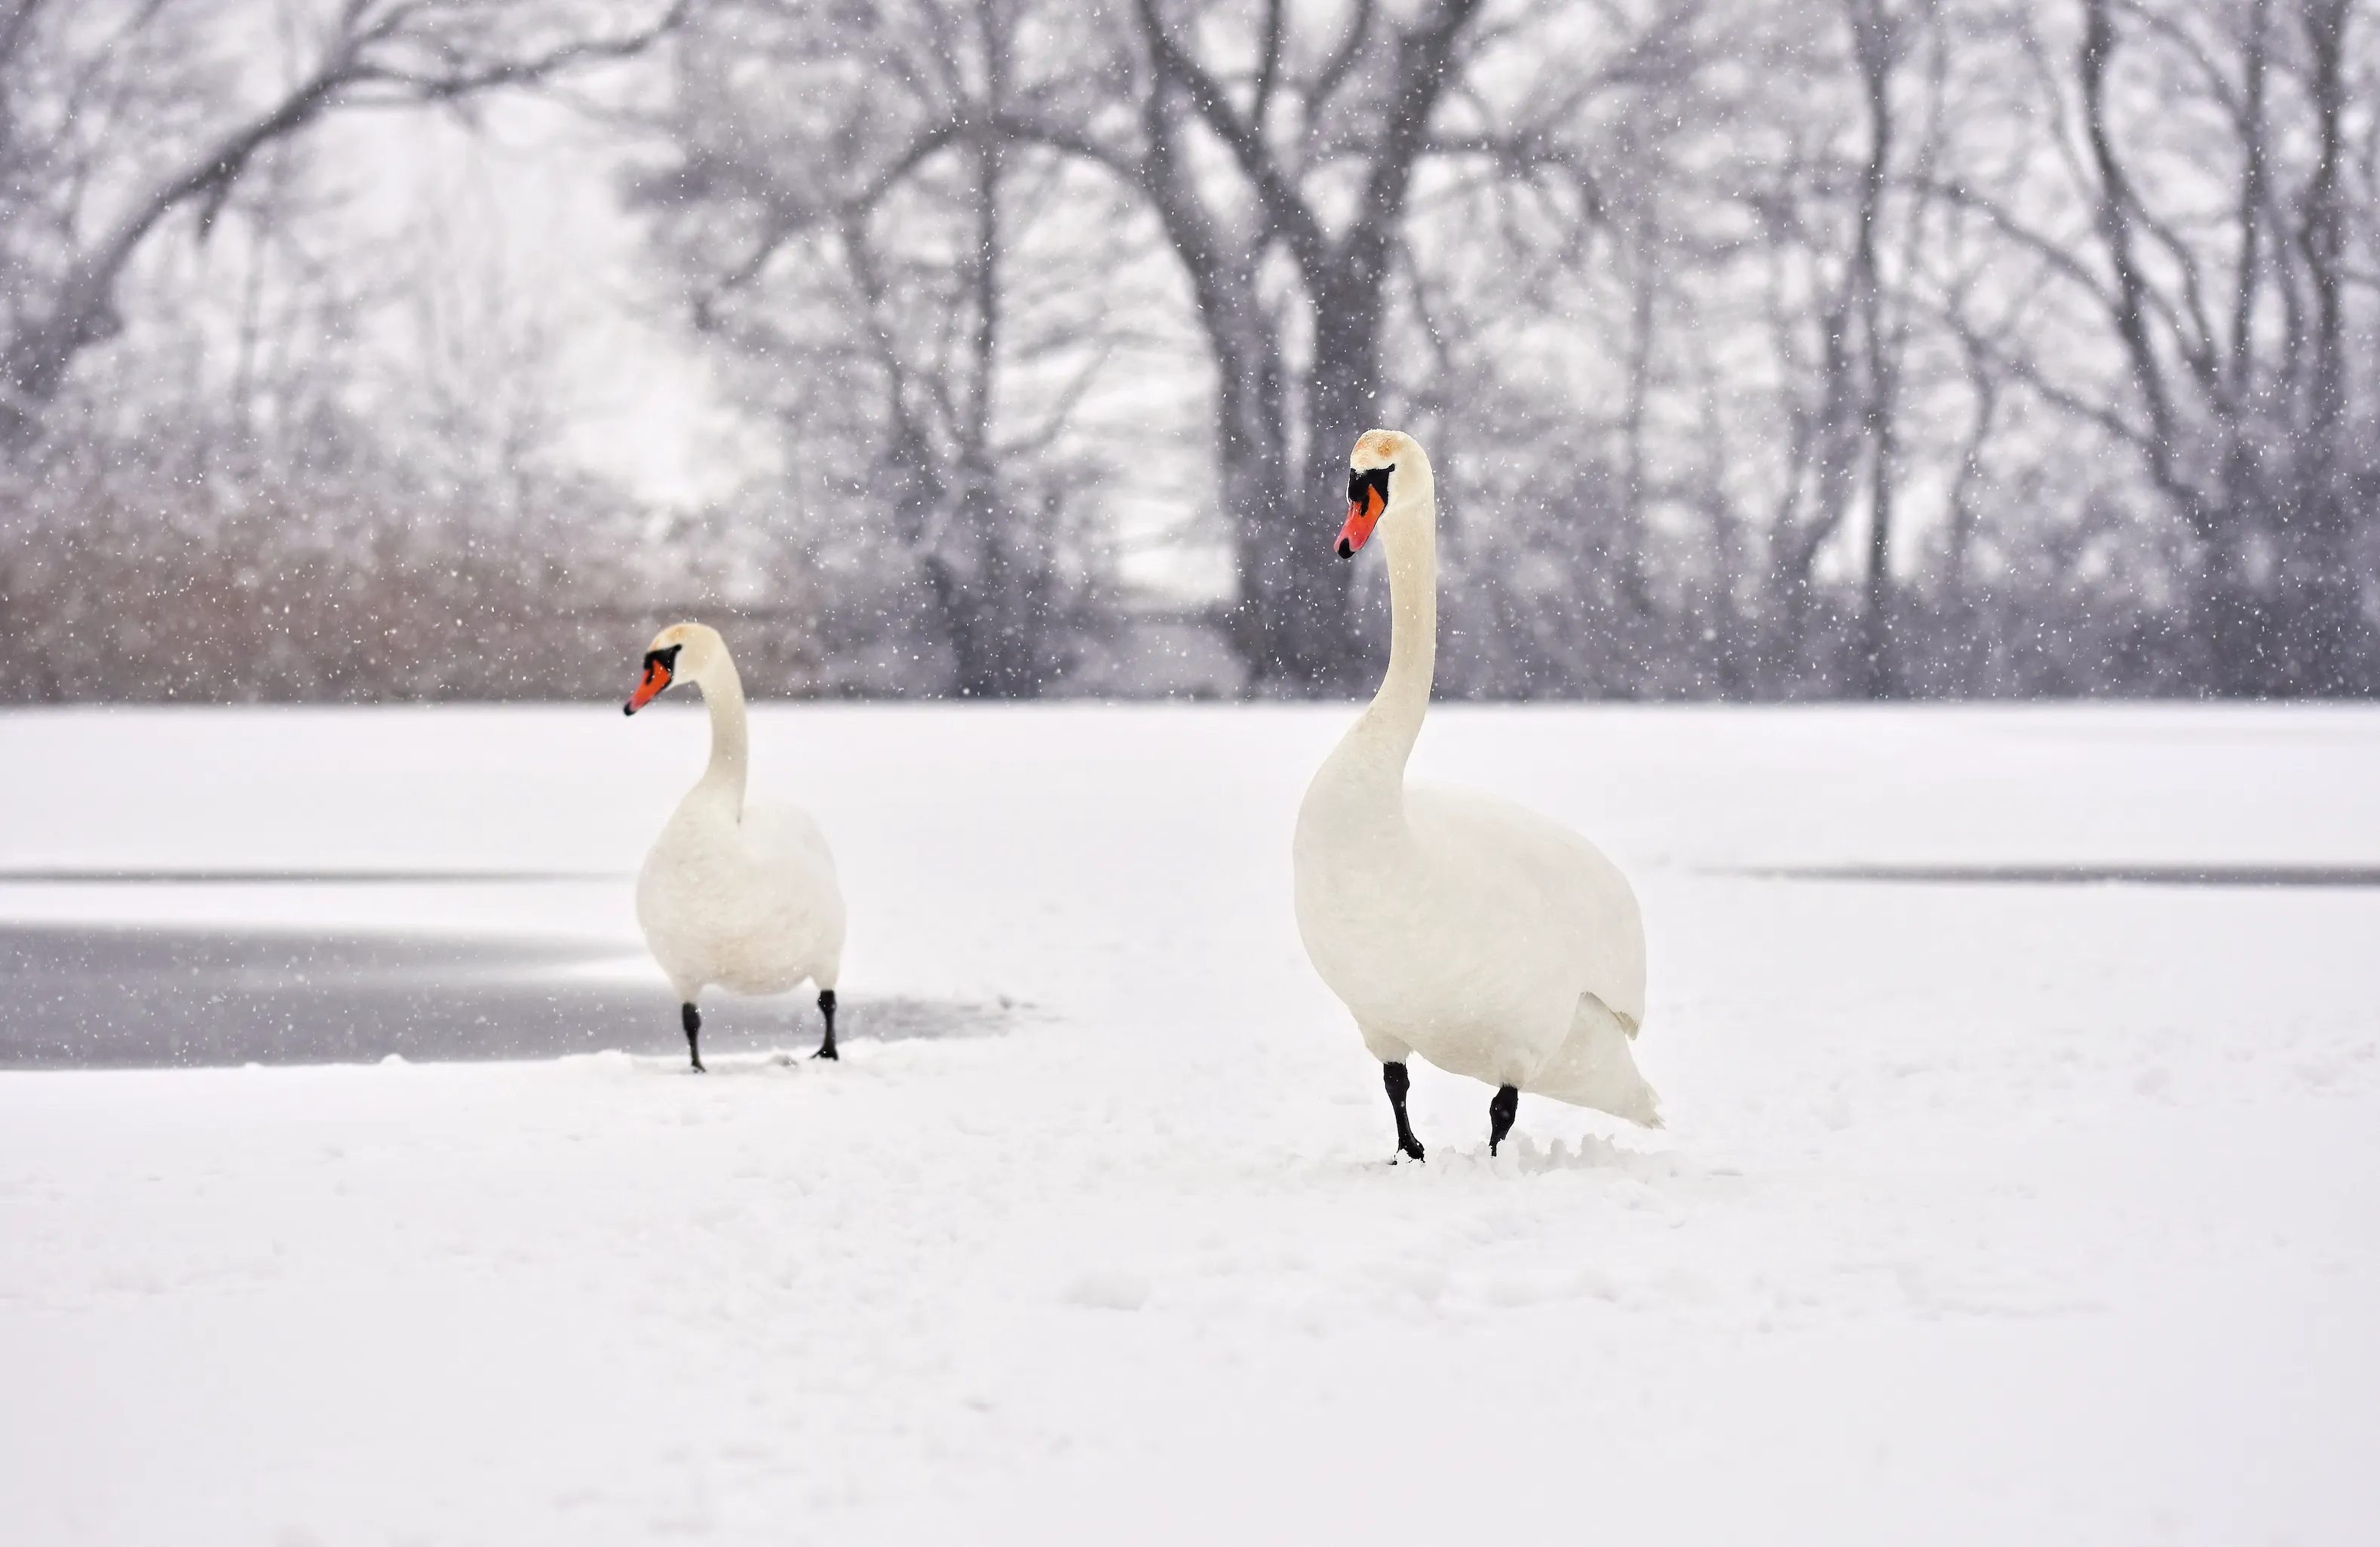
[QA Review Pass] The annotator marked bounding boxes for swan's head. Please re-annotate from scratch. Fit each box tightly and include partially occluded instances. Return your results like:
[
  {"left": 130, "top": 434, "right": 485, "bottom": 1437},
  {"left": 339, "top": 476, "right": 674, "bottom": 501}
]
[
  {"left": 1338, "top": 429, "right": 1424, "bottom": 559},
  {"left": 623, "top": 621, "right": 724, "bottom": 715}
]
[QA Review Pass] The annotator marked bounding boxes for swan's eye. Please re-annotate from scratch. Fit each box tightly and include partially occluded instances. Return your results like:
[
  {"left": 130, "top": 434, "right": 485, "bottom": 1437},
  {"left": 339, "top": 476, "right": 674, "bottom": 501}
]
[{"left": 1347, "top": 465, "right": 1392, "bottom": 505}]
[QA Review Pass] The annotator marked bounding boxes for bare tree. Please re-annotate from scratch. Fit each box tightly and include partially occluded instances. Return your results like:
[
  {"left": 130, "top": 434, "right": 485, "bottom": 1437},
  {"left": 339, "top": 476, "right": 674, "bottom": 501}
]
[
  {"left": 0, "top": 0, "right": 702, "bottom": 702},
  {"left": 1122, "top": 0, "right": 1492, "bottom": 687},
  {"left": 1364, "top": 0, "right": 1739, "bottom": 696},
  {"left": 1941, "top": 0, "right": 2380, "bottom": 694},
  {"left": 640, "top": 0, "right": 1142, "bottom": 696},
  {"left": 0, "top": 0, "right": 684, "bottom": 449}
]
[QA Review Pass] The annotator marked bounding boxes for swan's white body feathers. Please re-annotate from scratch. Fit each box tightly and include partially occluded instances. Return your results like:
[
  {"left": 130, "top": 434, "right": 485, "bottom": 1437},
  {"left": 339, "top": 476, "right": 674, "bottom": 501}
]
[
  {"left": 639, "top": 792, "right": 843, "bottom": 1003},
  {"left": 1297, "top": 780, "right": 1655, "bottom": 1123}
]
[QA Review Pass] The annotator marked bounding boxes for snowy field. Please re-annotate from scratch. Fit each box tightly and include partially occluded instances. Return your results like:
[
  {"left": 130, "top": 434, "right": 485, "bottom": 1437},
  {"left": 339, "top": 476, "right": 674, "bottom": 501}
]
[{"left": 2, "top": 703, "right": 2375, "bottom": 1545}]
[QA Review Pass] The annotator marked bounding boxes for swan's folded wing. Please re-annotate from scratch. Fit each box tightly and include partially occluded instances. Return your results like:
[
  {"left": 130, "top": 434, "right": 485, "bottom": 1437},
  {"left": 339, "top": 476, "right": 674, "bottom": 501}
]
[{"left": 1403, "top": 781, "right": 1647, "bottom": 1027}]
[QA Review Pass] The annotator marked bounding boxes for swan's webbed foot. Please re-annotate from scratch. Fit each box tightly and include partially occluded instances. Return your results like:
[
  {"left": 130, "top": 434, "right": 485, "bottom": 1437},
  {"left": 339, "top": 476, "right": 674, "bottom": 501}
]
[
  {"left": 812, "top": 988, "right": 839, "bottom": 1060},
  {"left": 1488, "top": 1084, "right": 1519, "bottom": 1155},
  {"left": 682, "top": 1002, "right": 706, "bottom": 1073},
  {"left": 1384, "top": 1061, "right": 1425, "bottom": 1163}
]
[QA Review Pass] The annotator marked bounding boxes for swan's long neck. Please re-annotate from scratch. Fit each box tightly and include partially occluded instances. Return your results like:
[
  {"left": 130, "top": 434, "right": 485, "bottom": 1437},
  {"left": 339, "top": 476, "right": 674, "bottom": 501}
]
[
  {"left": 1333, "top": 470, "right": 1439, "bottom": 812},
  {"left": 695, "top": 651, "right": 750, "bottom": 818}
]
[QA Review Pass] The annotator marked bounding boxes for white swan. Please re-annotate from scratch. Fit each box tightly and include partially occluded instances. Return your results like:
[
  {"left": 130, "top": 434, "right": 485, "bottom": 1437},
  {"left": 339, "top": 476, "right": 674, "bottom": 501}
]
[
  {"left": 623, "top": 622, "right": 845, "bottom": 1070},
  {"left": 1293, "top": 430, "right": 1658, "bottom": 1159}
]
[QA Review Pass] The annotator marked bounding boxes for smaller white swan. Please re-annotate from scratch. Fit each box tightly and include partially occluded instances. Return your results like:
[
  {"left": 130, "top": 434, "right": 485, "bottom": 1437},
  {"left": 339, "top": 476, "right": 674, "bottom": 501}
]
[
  {"left": 1294, "top": 430, "right": 1658, "bottom": 1159},
  {"left": 624, "top": 622, "right": 845, "bottom": 1070}
]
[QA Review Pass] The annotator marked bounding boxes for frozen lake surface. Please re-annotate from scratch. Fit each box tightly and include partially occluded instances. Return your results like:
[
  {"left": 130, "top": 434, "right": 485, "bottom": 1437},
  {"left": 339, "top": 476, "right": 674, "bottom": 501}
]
[
  {"left": 0, "top": 919, "right": 1013, "bottom": 1067},
  {"left": 1, "top": 703, "right": 2374, "bottom": 1544}
]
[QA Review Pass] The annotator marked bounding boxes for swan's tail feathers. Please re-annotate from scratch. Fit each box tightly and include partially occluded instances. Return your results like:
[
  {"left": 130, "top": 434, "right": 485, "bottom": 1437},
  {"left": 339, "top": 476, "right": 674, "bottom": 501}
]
[{"left": 1534, "top": 994, "right": 1662, "bottom": 1127}]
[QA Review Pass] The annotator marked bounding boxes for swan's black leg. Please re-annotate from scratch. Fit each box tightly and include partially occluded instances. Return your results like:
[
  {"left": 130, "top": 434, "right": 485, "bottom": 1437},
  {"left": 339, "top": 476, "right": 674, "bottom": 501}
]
[
  {"left": 1489, "top": 1084, "right": 1519, "bottom": 1155},
  {"left": 1384, "top": 1061, "right": 1425, "bottom": 1162},
  {"left": 682, "top": 1002, "right": 705, "bottom": 1073},
  {"left": 813, "top": 988, "right": 839, "bottom": 1061}
]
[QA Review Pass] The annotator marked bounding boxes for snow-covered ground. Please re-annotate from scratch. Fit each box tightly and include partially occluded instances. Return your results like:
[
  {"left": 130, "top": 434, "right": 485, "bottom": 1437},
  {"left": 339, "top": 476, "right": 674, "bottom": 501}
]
[{"left": 2, "top": 703, "right": 2375, "bottom": 1545}]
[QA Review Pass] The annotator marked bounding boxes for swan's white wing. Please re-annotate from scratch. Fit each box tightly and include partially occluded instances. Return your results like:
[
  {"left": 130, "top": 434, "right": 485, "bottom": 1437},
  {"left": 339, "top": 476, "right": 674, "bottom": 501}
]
[
  {"left": 1403, "top": 781, "right": 1647, "bottom": 1028},
  {"left": 739, "top": 801, "right": 846, "bottom": 976}
]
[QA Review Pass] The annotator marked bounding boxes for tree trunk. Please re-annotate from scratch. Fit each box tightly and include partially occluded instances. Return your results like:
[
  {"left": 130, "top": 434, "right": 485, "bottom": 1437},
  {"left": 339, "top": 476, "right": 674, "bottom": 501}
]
[
  {"left": 1284, "top": 277, "right": 1386, "bottom": 690},
  {"left": 1847, "top": 0, "right": 1900, "bottom": 700},
  {"left": 2281, "top": 0, "right": 2369, "bottom": 694},
  {"left": 1214, "top": 317, "right": 1294, "bottom": 679}
]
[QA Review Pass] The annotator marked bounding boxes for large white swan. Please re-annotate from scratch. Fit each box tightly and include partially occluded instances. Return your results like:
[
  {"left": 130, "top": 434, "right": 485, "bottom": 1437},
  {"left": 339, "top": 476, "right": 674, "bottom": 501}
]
[
  {"left": 1293, "top": 430, "right": 1658, "bottom": 1159},
  {"left": 623, "top": 622, "right": 845, "bottom": 1070}
]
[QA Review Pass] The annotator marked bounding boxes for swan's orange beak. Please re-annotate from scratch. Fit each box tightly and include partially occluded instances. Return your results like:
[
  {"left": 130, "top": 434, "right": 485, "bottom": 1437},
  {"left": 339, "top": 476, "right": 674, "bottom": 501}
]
[
  {"left": 623, "top": 652, "right": 673, "bottom": 715},
  {"left": 1338, "top": 485, "right": 1385, "bottom": 559}
]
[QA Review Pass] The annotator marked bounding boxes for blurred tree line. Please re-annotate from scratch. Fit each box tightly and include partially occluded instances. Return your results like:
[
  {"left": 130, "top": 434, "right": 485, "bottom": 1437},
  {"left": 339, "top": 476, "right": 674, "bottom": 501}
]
[{"left": 5, "top": 0, "right": 2380, "bottom": 701}]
